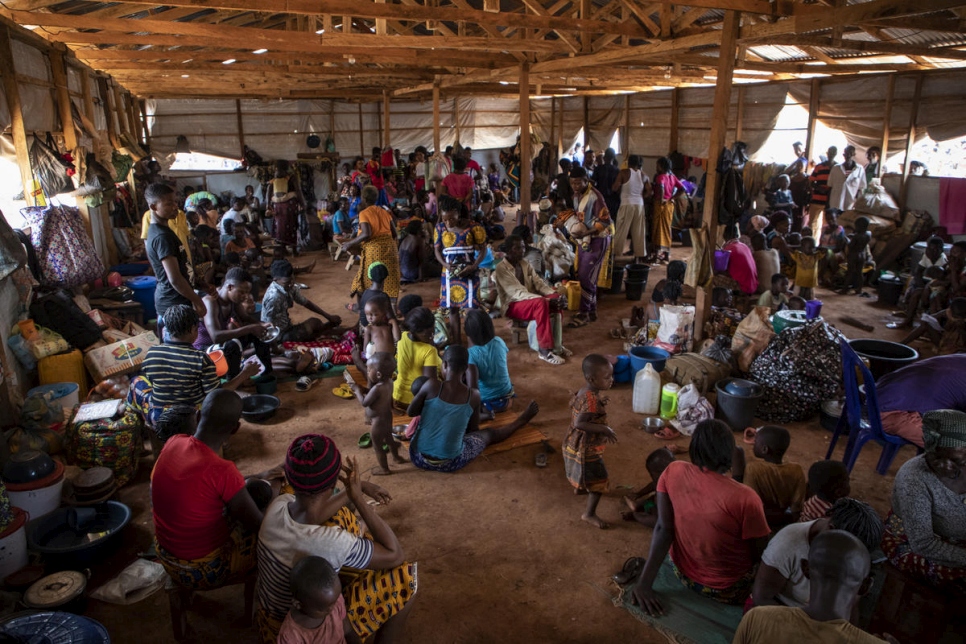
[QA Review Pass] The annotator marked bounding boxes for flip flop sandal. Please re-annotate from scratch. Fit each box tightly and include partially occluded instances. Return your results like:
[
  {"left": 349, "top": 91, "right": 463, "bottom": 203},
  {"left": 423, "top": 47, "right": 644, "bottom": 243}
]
[
  {"left": 743, "top": 427, "right": 758, "bottom": 444},
  {"left": 332, "top": 383, "right": 354, "bottom": 399},
  {"left": 535, "top": 452, "right": 548, "bottom": 468},
  {"left": 654, "top": 427, "right": 681, "bottom": 440},
  {"left": 568, "top": 315, "right": 589, "bottom": 328},
  {"left": 612, "top": 557, "right": 646, "bottom": 585},
  {"left": 296, "top": 376, "right": 314, "bottom": 392},
  {"left": 539, "top": 352, "right": 565, "bottom": 365},
  {"left": 358, "top": 432, "right": 372, "bottom": 449}
]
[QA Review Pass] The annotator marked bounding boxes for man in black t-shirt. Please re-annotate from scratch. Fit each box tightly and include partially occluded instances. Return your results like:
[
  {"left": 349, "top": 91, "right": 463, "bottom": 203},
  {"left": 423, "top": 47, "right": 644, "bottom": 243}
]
[{"left": 145, "top": 183, "right": 206, "bottom": 327}]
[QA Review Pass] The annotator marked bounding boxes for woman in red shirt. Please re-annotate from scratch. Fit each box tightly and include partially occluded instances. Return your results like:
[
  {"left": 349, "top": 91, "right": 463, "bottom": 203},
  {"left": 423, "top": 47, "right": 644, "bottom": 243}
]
[
  {"left": 440, "top": 156, "right": 475, "bottom": 208},
  {"left": 630, "top": 419, "right": 771, "bottom": 614}
]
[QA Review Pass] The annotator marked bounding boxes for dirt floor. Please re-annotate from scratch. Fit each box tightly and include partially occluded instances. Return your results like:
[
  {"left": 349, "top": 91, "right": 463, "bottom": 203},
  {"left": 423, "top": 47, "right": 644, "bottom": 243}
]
[{"left": 79, "top": 230, "right": 928, "bottom": 643}]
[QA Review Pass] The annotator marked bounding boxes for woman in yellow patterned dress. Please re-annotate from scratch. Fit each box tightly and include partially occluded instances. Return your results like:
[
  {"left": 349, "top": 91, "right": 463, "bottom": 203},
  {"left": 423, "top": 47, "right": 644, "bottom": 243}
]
[{"left": 434, "top": 194, "right": 487, "bottom": 343}]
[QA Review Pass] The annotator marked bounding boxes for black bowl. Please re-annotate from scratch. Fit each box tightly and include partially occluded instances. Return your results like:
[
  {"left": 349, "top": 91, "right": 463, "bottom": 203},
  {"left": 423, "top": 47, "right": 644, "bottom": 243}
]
[
  {"left": 242, "top": 395, "right": 280, "bottom": 422},
  {"left": 2, "top": 450, "right": 55, "bottom": 485}
]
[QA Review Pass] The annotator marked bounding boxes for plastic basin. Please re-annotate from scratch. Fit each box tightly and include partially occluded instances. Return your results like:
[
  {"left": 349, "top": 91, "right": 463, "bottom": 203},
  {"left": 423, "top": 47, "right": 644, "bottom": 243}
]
[
  {"left": 26, "top": 500, "right": 131, "bottom": 569},
  {"left": 242, "top": 394, "right": 280, "bottom": 422},
  {"left": 629, "top": 346, "right": 669, "bottom": 377},
  {"left": 848, "top": 338, "right": 919, "bottom": 380},
  {"left": 715, "top": 378, "right": 763, "bottom": 431}
]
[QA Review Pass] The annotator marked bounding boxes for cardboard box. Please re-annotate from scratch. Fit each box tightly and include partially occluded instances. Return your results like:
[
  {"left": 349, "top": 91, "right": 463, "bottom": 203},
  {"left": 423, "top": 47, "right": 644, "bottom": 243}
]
[{"left": 84, "top": 332, "right": 159, "bottom": 382}]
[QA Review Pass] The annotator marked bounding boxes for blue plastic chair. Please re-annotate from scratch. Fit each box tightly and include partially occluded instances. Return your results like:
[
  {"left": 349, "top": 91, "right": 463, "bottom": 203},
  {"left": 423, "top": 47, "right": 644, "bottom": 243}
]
[{"left": 825, "top": 338, "right": 922, "bottom": 474}]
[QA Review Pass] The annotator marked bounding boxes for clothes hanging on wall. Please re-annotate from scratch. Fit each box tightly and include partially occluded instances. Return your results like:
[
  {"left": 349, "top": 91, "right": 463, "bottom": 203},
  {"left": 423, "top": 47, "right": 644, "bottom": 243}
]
[{"left": 939, "top": 177, "right": 966, "bottom": 235}]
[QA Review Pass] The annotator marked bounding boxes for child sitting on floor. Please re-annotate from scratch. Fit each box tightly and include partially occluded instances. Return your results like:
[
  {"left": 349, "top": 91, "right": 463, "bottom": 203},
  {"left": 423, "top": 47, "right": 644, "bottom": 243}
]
[
  {"left": 564, "top": 354, "right": 618, "bottom": 530},
  {"left": 392, "top": 306, "right": 442, "bottom": 411},
  {"left": 346, "top": 352, "right": 406, "bottom": 475},
  {"left": 900, "top": 296, "right": 966, "bottom": 355},
  {"left": 799, "top": 460, "right": 851, "bottom": 522},
  {"left": 791, "top": 234, "right": 822, "bottom": 301},
  {"left": 787, "top": 295, "right": 807, "bottom": 311},
  {"left": 737, "top": 425, "right": 807, "bottom": 528},
  {"left": 621, "top": 447, "right": 675, "bottom": 528},
  {"left": 465, "top": 309, "right": 514, "bottom": 418},
  {"left": 277, "top": 556, "right": 348, "bottom": 644},
  {"left": 261, "top": 260, "right": 342, "bottom": 343},
  {"left": 225, "top": 222, "right": 256, "bottom": 256},
  {"left": 840, "top": 216, "right": 872, "bottom": 297},
  {"left": 757, "top": 273, "right": 791, "bottom": 314}
]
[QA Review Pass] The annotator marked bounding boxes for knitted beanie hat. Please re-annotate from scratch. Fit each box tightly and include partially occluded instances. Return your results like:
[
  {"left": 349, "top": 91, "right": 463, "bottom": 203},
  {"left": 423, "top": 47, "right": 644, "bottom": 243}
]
[{"left": 285, "top": 434, "right": 342, "bottom": 494}]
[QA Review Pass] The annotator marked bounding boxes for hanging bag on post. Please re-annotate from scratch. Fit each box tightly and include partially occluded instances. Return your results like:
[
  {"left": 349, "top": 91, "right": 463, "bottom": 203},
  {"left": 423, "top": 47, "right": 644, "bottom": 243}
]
[{"left": 28, "top": 133, "right": 74, "bottom": 197}]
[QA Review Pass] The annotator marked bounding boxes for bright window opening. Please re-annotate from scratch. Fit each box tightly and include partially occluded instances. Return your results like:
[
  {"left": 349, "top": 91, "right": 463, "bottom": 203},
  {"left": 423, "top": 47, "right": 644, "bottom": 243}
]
[{"left": 169, "top": 152, "right": 242, "bottom": 172}]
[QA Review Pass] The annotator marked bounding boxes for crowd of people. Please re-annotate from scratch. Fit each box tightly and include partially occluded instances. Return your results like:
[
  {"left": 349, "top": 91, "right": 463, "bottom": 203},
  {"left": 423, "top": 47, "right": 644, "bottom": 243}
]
[{"left": 131, "top": 134, "right": 966, "bottom": 643}]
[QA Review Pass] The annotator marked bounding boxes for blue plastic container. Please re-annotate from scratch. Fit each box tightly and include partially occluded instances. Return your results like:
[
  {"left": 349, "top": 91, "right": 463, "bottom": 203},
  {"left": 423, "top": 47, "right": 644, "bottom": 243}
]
[
  {"left": 125, "top": 276, "right": 158, "bottom": 321},
  {"left": 613, "top": 355, "right": 632, "bottom": 384},
  {"left": 109, "top": 263, "right": 149, "bottom": 276},
  {"left": 628, "top": 346, "right": 670, "bottom": 379}
]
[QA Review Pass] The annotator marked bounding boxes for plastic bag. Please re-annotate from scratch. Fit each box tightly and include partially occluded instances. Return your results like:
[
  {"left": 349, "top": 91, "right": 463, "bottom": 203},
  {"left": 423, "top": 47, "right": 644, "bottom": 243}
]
[
  {"left": 28, "top": 133, "right": 74, "bottom": 197},
  {"left": 90, "top": 559, "right": 166, "bottom": 605},
  {"left": 731, "top": 306, "right": 775, "bottom": 372},
  {"left": 651, "top": 305, "right": 695, "bottom": 354}
]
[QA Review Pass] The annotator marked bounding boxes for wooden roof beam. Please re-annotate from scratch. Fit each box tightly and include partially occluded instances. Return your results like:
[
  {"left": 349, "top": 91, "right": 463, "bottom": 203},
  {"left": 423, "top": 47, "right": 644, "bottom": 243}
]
[
  {"left": 864, "top": 16, "right": 966, "bottom": 32},
  {"left": 31, "top": 0, "right": 656, "bottom": 38}
]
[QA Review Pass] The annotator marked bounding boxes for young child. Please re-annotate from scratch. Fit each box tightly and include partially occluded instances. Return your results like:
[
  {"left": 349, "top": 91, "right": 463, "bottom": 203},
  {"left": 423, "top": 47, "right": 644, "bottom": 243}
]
[
  {"left": 738, "top": 425, "right": 807, "bottom": 528},
  {"left": 352, "top": 293, "right": 401, "bottom": 377},
  {"left": 621, "top": 447, "right": 675, "bottom": 528},
  {"left": 787, "top": 295, "right": 806, "bottom": 311},
  {"left": 791, "top": 235, "right": 822, "bottom": 300},
  {"left": 398, "top": 220, "right": 425, "bottom": 285},
  {"left": 840, "top": 216, "right": 872, "bottom": 296},
  {"left": 356, "top": 262, "right": 391, "bottom": 329},
  {"left": 464, "top": 308, "right": 513, "bottom": 418},
  {"left": 347, "top": 352, "right": 406, "bottom": 475},
  {"left": 751, "top": 233, "right": 781, "bottom": 295},
  {"left": 799, "top": 460, "right": 850, "bottom": 522},
  {"left": 900, "top": 296, "right": 966, "bottom": 355},
  {"left": 331, "top": 197, "right": 353, "bottom": 244},
  {"left": 277, "top": 556, "right": 348, "bottom": 644},
  {"left": 225, "top": 222, "right": 255, "bottom": 256},
  {"left": 392, "top": 306, "right": 441, "bottom": 410},
  {"left": 758, "top": 273, "right": 790, "bottom": 314},
  {"left": 563, "top": 354, "right": 618, "bottom": 529},
  {"left": 261, "top": 260, "right": 342, "bottom": 342}
]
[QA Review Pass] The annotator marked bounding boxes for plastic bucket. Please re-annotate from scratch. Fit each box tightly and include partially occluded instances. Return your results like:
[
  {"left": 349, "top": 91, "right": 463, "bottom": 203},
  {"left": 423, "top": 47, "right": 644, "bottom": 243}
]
[
  {"left": 609, "top": 265, "right": 625, "bottom": 295},
  {"left": 877, "top": 274, "right": 903, "bottom": 307},
  {"left": 5, "top": 461, "right": 65, "bottom": 522},
  {"left": 207, "top": 350, "right": 229, "bottom": 377},
  {"left": 805, "top": 300, "right": 823, "bottom": 320},
  {"left": 625, "top": 280, "right": 646, "bottom": 301},
  {"left": 125, "top": 276, "right": 158, "bottom": 322},
  {"left": 625, "top": 263, "right": 650, "bottom": 282},
  {"left": 613, "top": 355, "right": 632, "bottom": 384},
  {"left": 848, "top": 339, "right": 919, "bottom": 380},
  {"left": 628, "top": 346, "right": 669, "bottom": 378},
  {"left": 0, "top": 509, "right": 28, "bottom": 581},
  {"left": 713, "top": 249, "right": 731, "bottom": 272},
  {"left": 715, "top": 378, "right": 763, "bottom": 431},
  {"left": 27, "top": 383, "right": 80, "bottom": 421},
  {"left": 253, "top": 374, "right": 278, "bottom": 395}
]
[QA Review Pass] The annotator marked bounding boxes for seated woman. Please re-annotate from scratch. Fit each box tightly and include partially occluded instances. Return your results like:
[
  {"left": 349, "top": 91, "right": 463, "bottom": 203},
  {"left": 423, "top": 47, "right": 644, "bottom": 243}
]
[
  {"left": 464, "top": 309, "right": 514, "bottom": 416},
  {"left": 128, "top": 304, "right": 257, "bottom": 426},
  {"left": 882, "top": 409, "right": 966, "bottom": 589},
  {"left": 630, "top": 419, "right": 771, "bottom": 614},
  {"left": 751, "top": 498, "right": 883, "bottom": 609},
  {"left": 255, "top": 434, "right": 416, "bottom": 643},
  {"left": 408, "top": 345, "right": 538, "bottom": 473}
]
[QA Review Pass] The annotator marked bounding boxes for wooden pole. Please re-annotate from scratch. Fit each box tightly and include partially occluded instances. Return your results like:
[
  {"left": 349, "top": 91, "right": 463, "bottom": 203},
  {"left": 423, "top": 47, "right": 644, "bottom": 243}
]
[
  {"left": 126, "top": 92, "right": 141, "bottom": 143},
  {"left": 97, "top": 77, "right": 119, "bottom": 146},
  {"left": 453, "top": 97, "right": 460, "bottom": 143},
  {"left": 549, "top": 96, "right": 556, "bottom": 159},
  {"left": 80, "top": 71, "right": 95, "bottom": 121},
  {"left": 432, "top": 83, "right": 441, "bottom": 152},
  {"left": 735, "top": 86, "right": 746, "bottom": 142},
  {"left": 140, "top": 99, "right": 150, "bottom": 148},
  {"left": 669, "top": 87, "right": 679, "bottom": 152},
  {"left": 383, "top": 91, "right": 391, "bottom": 147},
  {"left": 0, "top": 26, "right": 35, "bottom": 206},
  {"left": 111, "top": 80, "right": 129, "bottom": 135},
  {"left": 582, "top": 95, "right": 589, "bottom": 151},
  {"left": 357, "top": 102, "right": 364, "bottom": 157},
  {"left": 696, "top": 9, "right": 741, "bottom": 340},
  {"left": 624, "top": 94, "right": 631, "bottom": 155},
  {"left": 879, "top": 75, "right": 895, "bottom": 178},
  {"left": 804, "top": 77, "right": 821, "bottom": 166},
  {"left": 235, "top": 99, "right": 246, "bottom": 159},
  {"left": 519, "top": 61, "right": 531, "bottom": 227},
  {"left": 899, "top": 73, "right": 923, "bottom": 209}
]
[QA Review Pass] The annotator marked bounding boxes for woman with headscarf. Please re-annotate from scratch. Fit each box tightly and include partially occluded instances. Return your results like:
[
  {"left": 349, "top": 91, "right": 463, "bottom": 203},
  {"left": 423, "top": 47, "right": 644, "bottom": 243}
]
[
  {"left": 266, "top": 160, "right": 304, "bottom": 256},
  {"left": 882, "top": 409, "right": 966, "bottom": 588},
  {"left": 342, "top": 185, "right": 401, "bottom": 304},
  {"left": 566, "top": 166, "right": 613, "bottom": 328},
  {"left": 255, "top": 434, "right": 417, "bottom": 643}
]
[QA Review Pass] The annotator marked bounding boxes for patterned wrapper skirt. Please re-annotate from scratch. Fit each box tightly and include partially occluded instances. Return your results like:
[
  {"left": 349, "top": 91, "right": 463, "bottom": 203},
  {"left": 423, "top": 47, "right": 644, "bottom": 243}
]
[
  {"left": 882, "top": 510, "right": 966, "bottom": 588},
  {"left": 272, "top": 199, "right": 300, "bottom": 246},
  {"left": 351, "top": 233, "right": 401, "bottom": 298},
  {"left": 562, "top": 427, "right": 609, "bottom": 493},
  {"left": 653, "top": 199, "right": 675, "bottom": 249},
  {"left": 157, "top": 522, "right": 257, "bottom": 592}
]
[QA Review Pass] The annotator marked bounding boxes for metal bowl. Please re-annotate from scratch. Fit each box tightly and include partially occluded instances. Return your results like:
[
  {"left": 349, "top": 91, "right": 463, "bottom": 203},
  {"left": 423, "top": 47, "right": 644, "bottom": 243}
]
[
  {"left": 641, "top": 417, "right": 666, "bottom": 433},
  {"left": 3, "top": 450, "right": 55, "bottom": 485},
  {"left": 391, "top": 424, "right": 410, "bottom": 441},
  {"left": 262, "top": 326, "right": 281, "bottom": 343}
]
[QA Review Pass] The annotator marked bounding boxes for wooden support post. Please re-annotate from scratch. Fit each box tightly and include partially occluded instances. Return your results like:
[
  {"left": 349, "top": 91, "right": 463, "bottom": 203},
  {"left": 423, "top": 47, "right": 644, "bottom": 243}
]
[
  {"left": 582, "top": 96, "right": 589, "bottom": 150},
  {"left": 549, "top": 96, "right": 556, "bottom": 158},
  {"left": 804, "top": 77, "right": 821, "bottom": 166},
  {"left": 879, "top": 75, "right": 895, "bottom": 178},
  {"left": 697, "top": 9, "right": 740, "bottom": 341},
  {"left": 80, "top": 71, "right": 95, "bottom": 121},
  {"left": 899, "top": 73, "right": 923, "bottom": 210},
  {"left": 624, "top": 94, "right": 631, "bottom": 155},
  {"left": 97, "top": 77, "right": 119, "bottom": 146},
  {"left": 127, "top": 92, "right": 141, "bottom": 143},
  {"left": 669, "top": 88, "right": 679, "bottom": 152},
  {"left": 735, "top": 86, "right": 746, "bottom": 142},
  {"left": 374, "top": 0, "right": 387, "bottom": 36},
  {"left": 579, "top": 0, "right": 591, "bottom": 54},
  {"left": 432, "top": 83, "right": 441, "bottom": 152},
  {"left": 357, "top": 102, "right": 365, "bottom": 157},
  {"left": 383, "top": 91, "right": 391, "bottom": 147},
  {"left": 111, "top": 80, "right": 129, "bottom": 135},
  {"left": 140, "top": 99, "right": 150, "bottom": 147},
  {"left": 519, "top": 61, "right": 532, "bottom": 227},
  {"left": 454, "top": 97, "right": 460, "bottom": 143},
  {"left": 0, "top": 26, "right": 35, "bottom": 206},
  {"left": 235, "top": 99, "right": 246, "bottom": 159}
]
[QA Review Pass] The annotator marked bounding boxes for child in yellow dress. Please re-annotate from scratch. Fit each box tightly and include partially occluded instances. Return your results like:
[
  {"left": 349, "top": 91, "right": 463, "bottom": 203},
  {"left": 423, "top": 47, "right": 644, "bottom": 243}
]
[{"left": 791, "top": 234, "right": 822, "bottom": 301}]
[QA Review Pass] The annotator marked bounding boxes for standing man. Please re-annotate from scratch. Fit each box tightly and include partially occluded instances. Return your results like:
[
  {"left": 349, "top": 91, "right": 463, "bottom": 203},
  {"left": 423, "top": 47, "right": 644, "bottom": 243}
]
[
  {"left": 807, "top": 146, "right": 837, "bottom": 236},
  {"left": 790, "top": 141, "right": 808, "bottom": 171},
  {"left": 145, "top": 183, "right": 206, "bottom": 335},
  {"left": 592, "top": 148, "right": 621, "bottom": 220},
  {"left": 865, "top": 146, "right": 881, "bottom": 184},
  {"left": 828, "top": 145, "right": 867, "bottom": 214}
]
